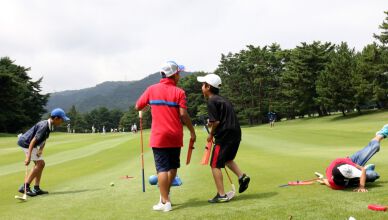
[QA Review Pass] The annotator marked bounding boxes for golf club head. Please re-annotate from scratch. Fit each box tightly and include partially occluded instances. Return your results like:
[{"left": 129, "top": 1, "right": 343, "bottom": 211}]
[
  {"left": 14, "top": 195, "right": 27, "bottom": 201},
  {"left": 314, "top": 172, "right": 324, "bottom": 179},
  {"left": 226, "top": 191, "right": 235, "bottom": 200}
]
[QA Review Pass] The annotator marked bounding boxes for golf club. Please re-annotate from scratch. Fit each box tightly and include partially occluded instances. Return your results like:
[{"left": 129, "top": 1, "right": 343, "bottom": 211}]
[
  {"left": 279, "top": 178, "right": 319, "bottom": 187},
  {"left": 186, "top": 138, "right": 195, "bottom": 165},
  {"left": 139, "top": 111, "right": 145, "bottom": 192},
  {"left": 15, "top": 165, "right": 28, "bottom": 201},
  {"left": 224, "top": 167, "right": 236, "bottom": 200},
  {"left": 200, "top": 140, "right": 213, "bottom": 165},
  {"left": 368, "top": 204, "right": 387, "bottom": 211}
]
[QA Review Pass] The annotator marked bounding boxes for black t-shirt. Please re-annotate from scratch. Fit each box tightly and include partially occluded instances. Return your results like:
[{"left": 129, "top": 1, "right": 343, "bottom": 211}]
[{"left": 207, "top": 95, "right": 241, "bottom": 143}]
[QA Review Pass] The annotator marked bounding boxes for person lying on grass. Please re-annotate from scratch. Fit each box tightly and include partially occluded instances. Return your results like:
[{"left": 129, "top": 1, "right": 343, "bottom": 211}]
[{"left": 319, "top": 124, "right": 387, "bottom": 192}]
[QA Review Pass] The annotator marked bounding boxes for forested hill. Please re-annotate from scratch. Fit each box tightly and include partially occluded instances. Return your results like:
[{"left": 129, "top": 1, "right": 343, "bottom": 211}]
[{"left": 46, "top": 72, "right": 190, "bottom": 112}]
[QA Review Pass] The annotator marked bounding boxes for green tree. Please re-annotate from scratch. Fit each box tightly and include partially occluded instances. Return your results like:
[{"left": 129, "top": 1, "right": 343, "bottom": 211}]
[
  {"left": 354, "top": 43, "right": 388, "bottom": 109},
  {"left": 119, "top": 106, "right": 138, "bottom": 131},
  {"left": 317, "top": 42, "right": 357, "bottom": 116},
  {"left": 178, "top": 72, "right": 206, "bottom": 122},
  {"left": 374, "top": 11, "right": 388, "bottom": 47},
  {"left": 281, "top": 41, "right": 334, "bottom": 118},
  {"left": 0, "top": 57, "right": 49, "bottom": 132}
]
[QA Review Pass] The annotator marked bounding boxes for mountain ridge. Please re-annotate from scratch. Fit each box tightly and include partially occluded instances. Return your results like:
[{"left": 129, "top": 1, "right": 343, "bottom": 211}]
[{"left": 46, "top": 72, "right": 190, "bottom": 112}]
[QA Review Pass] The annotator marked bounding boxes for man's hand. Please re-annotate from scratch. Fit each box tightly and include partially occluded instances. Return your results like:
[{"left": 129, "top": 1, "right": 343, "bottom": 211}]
[
  {"left": 354, "top": 187, "right": 368, "bottom": 192},
  {"left": 190, "top": 132, "right": 196, "bottom": 143},
  {"left": 207, "top": 134, "right": 213, "bottom": 143},
  {"left": 24, "top": 155, "right": 31, "bottom": 166}
]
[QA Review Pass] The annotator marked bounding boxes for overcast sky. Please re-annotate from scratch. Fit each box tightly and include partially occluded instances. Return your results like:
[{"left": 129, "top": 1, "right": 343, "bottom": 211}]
[{"left": 0, "top": 0, "right": 386, "bottom": 93}]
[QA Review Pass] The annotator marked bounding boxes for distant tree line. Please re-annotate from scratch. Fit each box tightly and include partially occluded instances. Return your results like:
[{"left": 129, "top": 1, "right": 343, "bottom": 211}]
[
  {"left": 1, "top": 11, "right": 387, "bottom": 132},
  {"left": 179, "top": 11, "right": 388, "bottom": 125}
]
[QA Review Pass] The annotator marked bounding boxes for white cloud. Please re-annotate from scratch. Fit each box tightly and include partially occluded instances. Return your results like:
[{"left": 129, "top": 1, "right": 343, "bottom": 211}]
[{"left": 0, "top": 0, "right": 386, "bottom": 92}]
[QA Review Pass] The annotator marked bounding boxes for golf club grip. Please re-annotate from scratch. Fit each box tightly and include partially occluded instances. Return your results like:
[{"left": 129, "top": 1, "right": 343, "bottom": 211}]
[
  {"left": 186, "top": 139, "right": 194, "bottom": 165},
  {"left": 142, "top": 169, "right": 145, "bottom": 192},
  {"left": 368, "top": 204, "right": 387, "bottom": 211},
  {"left": 200, "top": 141, "right": 212, "bottom": 165}
]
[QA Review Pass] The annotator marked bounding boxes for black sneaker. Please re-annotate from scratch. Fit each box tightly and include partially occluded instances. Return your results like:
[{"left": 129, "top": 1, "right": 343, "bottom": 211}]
[
  {"left": 238, "top": 174, "right": 250, "bottom": 193},
  {"left": 208, "top": 193, "right": 229, "bottom": 203},
  {"left": 32, "top": 186, "right": 49, "bottom": 195},
  {"left": 18, "top": 185, "right": 37, "bottom": 197}
]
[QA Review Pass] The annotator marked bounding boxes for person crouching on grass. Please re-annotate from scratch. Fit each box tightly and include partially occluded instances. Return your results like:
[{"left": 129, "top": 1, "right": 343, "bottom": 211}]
[
  {"left": 17, "top": 108, "right": 70, "bottom": 196},
  {"left": 319, "top": 124, "right": 387, "bottom": 192},
  {"left": 135, "top": 61, "right": 196, "bottom": 212},
  {"left": 197, "top": 73, "right": 250, "bottom": 203}
]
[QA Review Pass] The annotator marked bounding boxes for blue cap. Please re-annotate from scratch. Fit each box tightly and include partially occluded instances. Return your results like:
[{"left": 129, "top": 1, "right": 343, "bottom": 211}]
[{"left": 51, "top": 108, "right": 70, "bottom": 121}]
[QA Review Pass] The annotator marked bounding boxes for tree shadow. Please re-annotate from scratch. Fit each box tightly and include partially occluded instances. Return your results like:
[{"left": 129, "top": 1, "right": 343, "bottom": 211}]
[
  {"left": 173, "top": 192, "right": 278, "bottom": 210},
  {"left": 49, "top": 188, "right": 102, "bottom": 195},
  {"left": 330, "top": 109, "right": 386, "bottom": 121}
]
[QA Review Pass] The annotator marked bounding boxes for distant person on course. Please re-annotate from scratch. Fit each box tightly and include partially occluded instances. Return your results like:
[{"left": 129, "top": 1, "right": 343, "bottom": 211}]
[
  {"left": 197, "top": 73, "right": 250, "bottom": 203},
  {"left": 135, "top": 61, "right": 196, "bottom": 212},
  {"left": 17, "top": 108, "right": 70, "bottom": 196},
  {"left": 267, "top": 111, "right": 276, "bottom": 127},
  {"left": 319, "top": 124, "right": 387, "bottom": 192}
]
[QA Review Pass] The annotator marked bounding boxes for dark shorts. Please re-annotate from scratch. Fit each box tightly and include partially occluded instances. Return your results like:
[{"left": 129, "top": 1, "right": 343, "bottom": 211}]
[
  {"left": 152, "top": 147, "right": 181, "bottom": 172},
  {"left": 210, "top": 139, "right": 240, "bottom": 168}
]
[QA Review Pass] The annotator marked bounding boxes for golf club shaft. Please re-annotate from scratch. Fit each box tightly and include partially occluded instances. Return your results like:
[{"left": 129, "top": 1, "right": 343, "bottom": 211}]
[
  {"left": 224, "top": 167, "right": 234, "bottom": 186},
  {"left": 139, "top": 111, "right": 145, "bottom": 192},
  {"left": 24, "top": 165, "right": 28, "bottom": 197}
]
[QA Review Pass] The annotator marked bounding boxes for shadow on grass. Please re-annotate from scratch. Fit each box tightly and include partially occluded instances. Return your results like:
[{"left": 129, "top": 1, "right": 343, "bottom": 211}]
[
  {"left": 366, "top": 180, "right": 387, "bottom": 189},
  {"left": 173, "top": 192, "right": 277, "bottom": 210},
  {"left": 342, "top": 180, "right": 387, "bottom": 192},
  {"left": 50, "top": 188, "right": 102, "bottom": 195},
  {"left": 330, "top": 109, "right": 387, "bottom": 122}
]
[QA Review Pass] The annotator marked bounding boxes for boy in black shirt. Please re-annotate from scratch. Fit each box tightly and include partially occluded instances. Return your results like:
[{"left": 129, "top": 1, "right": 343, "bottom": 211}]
[{"left": 197, "top": 74, "right": 250, "bottom": 203}]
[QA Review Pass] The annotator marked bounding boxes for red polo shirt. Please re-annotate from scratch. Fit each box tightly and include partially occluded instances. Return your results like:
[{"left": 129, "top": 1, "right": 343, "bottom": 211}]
[
  {"left": 326, "top": 157, "right": 357, "bottom": 190},
  {"left": 136, "top": 78, "right": 187, "bottom": 148}
]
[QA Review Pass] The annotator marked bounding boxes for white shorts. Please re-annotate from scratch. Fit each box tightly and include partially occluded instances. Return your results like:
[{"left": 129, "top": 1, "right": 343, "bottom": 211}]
[{"left": 20, "top": 147, "right": 44, "bottom": 161}]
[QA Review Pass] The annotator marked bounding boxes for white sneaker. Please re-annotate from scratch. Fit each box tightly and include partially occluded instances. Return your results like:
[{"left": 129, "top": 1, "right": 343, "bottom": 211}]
[
  {"left": 152, "top": 202, "right": 172, "bottom": 212},
  {"left": 159, "top": 194, "right": 171, "bottom": 204}
]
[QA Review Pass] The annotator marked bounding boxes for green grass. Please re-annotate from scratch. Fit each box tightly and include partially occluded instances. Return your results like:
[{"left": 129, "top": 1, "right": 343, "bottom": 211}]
[{"left": 0, "top": 110, "right": 387, "bottom": 220}]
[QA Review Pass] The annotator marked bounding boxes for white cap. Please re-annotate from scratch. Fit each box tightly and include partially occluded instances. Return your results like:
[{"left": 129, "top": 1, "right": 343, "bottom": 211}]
[
  {"left": 197, "top": 74, "right": 222, "bottom": 89},
  {"left": 337, "top": 164, "right": 362, "bottom": 178},
  {"left": 160, "top": 61, "right": 185, "bottom": 77}
]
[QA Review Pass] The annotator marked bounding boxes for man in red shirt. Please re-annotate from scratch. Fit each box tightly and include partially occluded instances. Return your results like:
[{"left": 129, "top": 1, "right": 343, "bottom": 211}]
[{"left": 135, "top": 61, "right": 196, "bottom": 212}]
